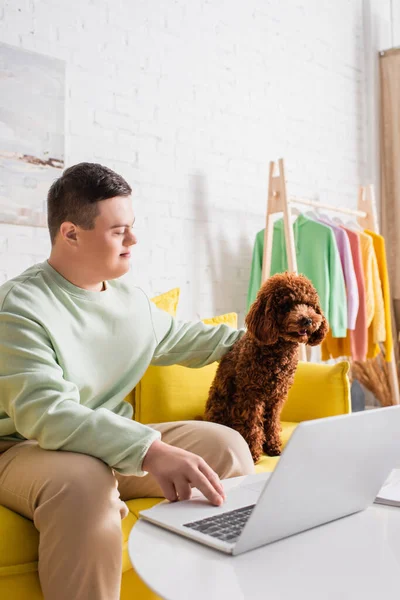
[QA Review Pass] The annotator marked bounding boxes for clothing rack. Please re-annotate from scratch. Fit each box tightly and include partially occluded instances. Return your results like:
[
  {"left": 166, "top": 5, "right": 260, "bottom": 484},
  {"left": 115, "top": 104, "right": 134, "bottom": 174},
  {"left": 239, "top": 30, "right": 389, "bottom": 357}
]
[{"left": 262, "top": 158, "right": 399, "bottom": 404}]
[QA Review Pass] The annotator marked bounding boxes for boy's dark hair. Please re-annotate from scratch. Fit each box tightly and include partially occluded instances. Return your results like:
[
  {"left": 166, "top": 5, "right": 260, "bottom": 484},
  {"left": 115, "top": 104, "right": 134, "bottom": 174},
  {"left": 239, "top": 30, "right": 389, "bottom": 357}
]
[{"left": 47, "top": 162, "right": 132, "bottom": 243}]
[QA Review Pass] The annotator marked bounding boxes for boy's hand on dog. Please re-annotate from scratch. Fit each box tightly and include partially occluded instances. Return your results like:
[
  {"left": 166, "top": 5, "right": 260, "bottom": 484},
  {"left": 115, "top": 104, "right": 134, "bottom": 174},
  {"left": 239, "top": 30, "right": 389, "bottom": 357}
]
[{"left": 142, "top": 439, "right": 226, "bottom": 506}]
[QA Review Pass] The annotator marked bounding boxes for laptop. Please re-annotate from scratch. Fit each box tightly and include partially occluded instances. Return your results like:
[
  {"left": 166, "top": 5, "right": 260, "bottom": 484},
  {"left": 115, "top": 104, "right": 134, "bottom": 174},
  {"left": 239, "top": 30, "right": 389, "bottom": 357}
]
[{"left": 139, "top": 405, "right": 400, "bottom": 555}]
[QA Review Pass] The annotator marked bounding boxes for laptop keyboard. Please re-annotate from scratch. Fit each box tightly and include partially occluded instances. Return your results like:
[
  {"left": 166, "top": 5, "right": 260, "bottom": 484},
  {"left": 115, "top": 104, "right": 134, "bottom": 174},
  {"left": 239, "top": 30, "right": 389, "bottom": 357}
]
[{"left": 183, "top": 504, "right": 256, "bottom": 543}]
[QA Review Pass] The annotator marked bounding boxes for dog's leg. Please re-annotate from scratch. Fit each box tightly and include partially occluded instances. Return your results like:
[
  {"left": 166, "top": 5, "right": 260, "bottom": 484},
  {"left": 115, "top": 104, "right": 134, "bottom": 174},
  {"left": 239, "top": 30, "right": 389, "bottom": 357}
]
[
  {"left": 225, "top": 381, "right": 267, "bottom": 463},
  {"left": 262, "top": 402, "right": 285, "bottom": 456},
  {"left": 205, "top": 349, "right": 275, "bottom": 463},
  {"left": 206, "top": 397, "right": 265, "bottom": 463},
  {"left": 233, "top": 402, "right": 265, "bottom": 463}
]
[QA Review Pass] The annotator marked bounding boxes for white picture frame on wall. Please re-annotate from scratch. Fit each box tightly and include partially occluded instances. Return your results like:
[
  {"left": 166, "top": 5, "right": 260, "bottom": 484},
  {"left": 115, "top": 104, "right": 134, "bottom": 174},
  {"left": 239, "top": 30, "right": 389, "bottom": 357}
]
[{"left": 0, "top": 43, "right": 65, "bottom": 227}]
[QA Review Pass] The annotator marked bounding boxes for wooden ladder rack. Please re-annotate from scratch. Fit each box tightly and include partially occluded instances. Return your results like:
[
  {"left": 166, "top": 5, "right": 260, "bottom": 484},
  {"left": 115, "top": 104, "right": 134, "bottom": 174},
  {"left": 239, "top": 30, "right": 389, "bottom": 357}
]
[{"left": 262, "top": 158, "right": 399, "bottom": 404}]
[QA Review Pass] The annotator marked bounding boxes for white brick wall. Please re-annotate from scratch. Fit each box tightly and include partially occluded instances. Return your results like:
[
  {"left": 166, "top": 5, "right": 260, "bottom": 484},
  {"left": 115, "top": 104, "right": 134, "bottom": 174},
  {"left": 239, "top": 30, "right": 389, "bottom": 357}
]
[{"left": 0, "top": 0, "right": 390, "bottom": 323}]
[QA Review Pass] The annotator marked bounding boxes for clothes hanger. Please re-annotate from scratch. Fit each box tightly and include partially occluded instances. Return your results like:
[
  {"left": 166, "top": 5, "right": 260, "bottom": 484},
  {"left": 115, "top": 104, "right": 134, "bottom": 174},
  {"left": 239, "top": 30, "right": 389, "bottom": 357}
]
[
  {"left": 288, "top": 205, "right": 301, "bottom": 224},
  {"left": 304, "top": 209, "right": 319, "bottom": 220},
  {"left": 331, "top": 215, "right": 345, "bottom": 226},
  {"left": 344, "top": 217, "right": 363, "bottom": 231}
]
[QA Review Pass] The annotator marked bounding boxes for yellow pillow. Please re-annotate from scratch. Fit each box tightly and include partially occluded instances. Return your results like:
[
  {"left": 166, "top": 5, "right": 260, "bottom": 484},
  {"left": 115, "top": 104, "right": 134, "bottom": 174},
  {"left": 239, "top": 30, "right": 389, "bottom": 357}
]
[
  {"left": 134, "top": 312, "right": 238, "bottom": 423},
  {"left": 135, "top": 363, "right": 219, "bottom": 424},
  {"left": 202, "top": 312, "right": 238, "bottom": 328},
  {"left": 280, "top": 361, "right": 351, "bottom": 422},
  {"left": 150, "top": 288, "right": 180, "bottom": 317},
  {"left": 135, "top": 360, "right": 350, "bottom": 425}
]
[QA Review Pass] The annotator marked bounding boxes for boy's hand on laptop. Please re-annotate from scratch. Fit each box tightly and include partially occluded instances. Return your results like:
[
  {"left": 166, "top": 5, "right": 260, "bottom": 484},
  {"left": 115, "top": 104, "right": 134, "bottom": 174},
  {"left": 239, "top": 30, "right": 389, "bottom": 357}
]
[{"left": 142, "top": 439, "right": 225, "bottom": 506}]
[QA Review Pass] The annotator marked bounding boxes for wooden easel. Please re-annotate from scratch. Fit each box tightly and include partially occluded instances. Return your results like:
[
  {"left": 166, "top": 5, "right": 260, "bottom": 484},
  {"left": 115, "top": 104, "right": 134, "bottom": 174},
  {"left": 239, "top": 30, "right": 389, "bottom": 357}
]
[
  {"left": 262, "top": 158, "right": 308, "bottom": 361},
  {"left": 262, "top": 158, "right": 399, "bottom": 404}
]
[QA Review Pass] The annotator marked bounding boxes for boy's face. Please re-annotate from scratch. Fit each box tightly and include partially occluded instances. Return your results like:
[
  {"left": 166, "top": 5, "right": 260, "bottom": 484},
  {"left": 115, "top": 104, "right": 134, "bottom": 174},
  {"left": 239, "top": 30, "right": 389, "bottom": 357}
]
[{"left": 75, "top": 195, "right": 137, "bottom": 281}]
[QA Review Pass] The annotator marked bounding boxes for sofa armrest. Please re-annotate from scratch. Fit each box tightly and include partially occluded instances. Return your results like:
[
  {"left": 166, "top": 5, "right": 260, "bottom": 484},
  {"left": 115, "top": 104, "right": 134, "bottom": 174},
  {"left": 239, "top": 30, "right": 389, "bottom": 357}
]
[{"left": 280, "top": 361, "right": 351, "bottom": 423}]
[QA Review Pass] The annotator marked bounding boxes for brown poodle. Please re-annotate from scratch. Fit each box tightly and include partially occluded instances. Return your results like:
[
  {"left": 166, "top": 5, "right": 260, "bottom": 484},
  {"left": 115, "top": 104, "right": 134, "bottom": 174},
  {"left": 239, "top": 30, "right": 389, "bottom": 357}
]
[{"left": 204, "top": 272, "right": 329, "bottom": 462}]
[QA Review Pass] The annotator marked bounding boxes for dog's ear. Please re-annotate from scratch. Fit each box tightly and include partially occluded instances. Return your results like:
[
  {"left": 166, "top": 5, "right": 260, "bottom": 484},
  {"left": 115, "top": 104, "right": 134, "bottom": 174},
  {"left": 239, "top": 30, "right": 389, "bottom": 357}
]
[
  {"left": 307, "top": 306, "right": 329, "bottom": 346},
  {"left": 245, "top": 294, "right": 280, "bottom": 345}
]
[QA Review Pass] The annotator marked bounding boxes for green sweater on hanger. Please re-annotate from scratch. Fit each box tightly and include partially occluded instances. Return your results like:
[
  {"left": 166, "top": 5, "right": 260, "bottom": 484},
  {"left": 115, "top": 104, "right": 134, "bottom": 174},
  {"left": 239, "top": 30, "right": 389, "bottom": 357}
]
[{"left": 247, "top": 214, "right": 347, "bottom": 338}]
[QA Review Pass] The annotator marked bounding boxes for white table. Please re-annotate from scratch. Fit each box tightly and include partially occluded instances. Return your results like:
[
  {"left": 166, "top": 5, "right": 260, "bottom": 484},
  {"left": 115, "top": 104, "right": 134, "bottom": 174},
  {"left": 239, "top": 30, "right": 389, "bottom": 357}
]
[{"left": 128, "top": 476, "right": 400, "bottom": 600}]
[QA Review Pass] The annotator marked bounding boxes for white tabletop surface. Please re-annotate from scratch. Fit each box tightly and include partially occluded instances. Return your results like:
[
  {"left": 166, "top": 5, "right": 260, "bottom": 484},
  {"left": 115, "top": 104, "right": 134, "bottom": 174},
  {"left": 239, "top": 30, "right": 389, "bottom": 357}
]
[{"left": 128, "top": 474, "right": 400, "bottom": 600}]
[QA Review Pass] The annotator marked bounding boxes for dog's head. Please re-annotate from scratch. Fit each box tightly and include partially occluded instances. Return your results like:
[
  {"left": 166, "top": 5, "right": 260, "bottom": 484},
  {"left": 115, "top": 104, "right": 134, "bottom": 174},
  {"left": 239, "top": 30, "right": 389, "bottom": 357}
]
[{"left": 245, "top": 272, "right": 329, "bottom": 346}]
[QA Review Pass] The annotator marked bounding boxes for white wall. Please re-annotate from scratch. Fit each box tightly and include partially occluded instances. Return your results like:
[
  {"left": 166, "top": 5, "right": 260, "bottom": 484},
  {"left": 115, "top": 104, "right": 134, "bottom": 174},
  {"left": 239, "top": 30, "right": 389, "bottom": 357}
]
[
  {"left": 392, "top": 0, "right": 400, "bottom": 44},
  {"left": 362, "top": 0, "right": 396, "bottom": 221},
  {"left": 0, "top": 0, "right": 380, "bottom": 323}
]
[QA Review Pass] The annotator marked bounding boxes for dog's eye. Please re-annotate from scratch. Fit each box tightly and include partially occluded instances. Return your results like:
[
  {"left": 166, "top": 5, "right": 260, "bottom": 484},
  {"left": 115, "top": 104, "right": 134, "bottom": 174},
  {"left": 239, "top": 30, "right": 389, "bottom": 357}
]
[{"left": 280, "top": 301, "right": 292, "bottom": 312}]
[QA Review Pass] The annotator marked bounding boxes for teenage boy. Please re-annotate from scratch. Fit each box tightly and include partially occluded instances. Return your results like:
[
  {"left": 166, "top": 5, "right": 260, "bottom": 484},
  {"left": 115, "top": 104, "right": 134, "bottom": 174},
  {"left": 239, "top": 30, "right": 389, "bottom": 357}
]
[{"left": 0, "top": 163, "right": 254, "bottom": 600}]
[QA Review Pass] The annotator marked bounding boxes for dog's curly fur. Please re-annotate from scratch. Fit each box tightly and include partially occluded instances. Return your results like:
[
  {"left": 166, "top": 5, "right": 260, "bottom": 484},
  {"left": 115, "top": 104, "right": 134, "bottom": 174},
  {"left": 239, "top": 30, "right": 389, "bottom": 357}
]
[{"left": 204, "top": 272, "right": 329, "bottom": 462}]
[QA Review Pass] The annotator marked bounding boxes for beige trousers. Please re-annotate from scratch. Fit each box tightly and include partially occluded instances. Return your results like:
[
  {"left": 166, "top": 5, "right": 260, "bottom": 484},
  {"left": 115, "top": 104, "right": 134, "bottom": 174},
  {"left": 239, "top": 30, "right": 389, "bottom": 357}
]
[{"left": 0, "top": 421, "right": 254, "bottom": 600}]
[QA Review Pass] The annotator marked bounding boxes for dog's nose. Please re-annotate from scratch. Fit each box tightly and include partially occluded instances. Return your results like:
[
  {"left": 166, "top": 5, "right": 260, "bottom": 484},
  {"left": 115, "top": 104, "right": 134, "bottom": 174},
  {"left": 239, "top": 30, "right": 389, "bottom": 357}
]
[{"left": 301, "top": 318, "right": 312, "bottom": 327}]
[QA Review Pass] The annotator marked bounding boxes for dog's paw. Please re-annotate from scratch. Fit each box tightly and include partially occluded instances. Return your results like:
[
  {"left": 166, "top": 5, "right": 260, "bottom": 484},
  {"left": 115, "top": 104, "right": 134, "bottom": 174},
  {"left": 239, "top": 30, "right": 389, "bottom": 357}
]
[
  {"left": 262, "top": 443, "right": 282, "bottom": 457},
  {"left": 266, "top": 449, "right": 281, "bottom": 457}
]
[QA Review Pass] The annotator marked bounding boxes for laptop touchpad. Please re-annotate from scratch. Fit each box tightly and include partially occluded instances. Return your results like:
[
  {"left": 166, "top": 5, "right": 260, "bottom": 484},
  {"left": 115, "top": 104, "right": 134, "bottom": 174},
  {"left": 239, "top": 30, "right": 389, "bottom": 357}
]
[
  {"left": 226, "top": 474, "right": 271, "bottom": 500},
  {"left": 242, "top": 480, "right": 268, "bottom": 494}
]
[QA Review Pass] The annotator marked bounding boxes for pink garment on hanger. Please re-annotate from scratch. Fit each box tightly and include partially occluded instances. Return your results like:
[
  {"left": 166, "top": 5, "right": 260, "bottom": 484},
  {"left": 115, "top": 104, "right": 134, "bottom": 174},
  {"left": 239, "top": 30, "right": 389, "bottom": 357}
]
[
  {"left": 341, "top": 226, "right": 368, "bottom": 361},
  {"left": 316, "top": 217, "right": 359, "bottom": 330}
]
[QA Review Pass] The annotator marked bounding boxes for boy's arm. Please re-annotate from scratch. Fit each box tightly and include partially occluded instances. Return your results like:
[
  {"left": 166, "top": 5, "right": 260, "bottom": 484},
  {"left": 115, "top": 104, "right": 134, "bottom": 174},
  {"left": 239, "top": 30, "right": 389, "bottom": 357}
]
[
  {"left": 0, "top": 311, "right": 160, "bottom": 476},
  {"left": 150, "top": 303, "right": 245, "bottom": 367}
]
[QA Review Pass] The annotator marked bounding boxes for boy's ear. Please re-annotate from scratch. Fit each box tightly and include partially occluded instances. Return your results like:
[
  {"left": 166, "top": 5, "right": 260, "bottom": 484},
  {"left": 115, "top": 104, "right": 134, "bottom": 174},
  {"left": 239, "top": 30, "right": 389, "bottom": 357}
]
[{"left": 60, "top": 222, "right": 78, "bottom": 243}]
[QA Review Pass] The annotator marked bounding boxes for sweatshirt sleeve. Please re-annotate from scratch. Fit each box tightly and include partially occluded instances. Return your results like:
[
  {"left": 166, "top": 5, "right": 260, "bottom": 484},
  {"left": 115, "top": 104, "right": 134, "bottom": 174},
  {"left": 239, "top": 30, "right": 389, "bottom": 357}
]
[
  {"left": 0, "top": 310, "right": 160, "bottom": 476},
  {"left": 150, "top": 302, "right": 245, "bottom": 367},
  {"left": 328, "top": 230, "right": 348, "bottom": 337}
]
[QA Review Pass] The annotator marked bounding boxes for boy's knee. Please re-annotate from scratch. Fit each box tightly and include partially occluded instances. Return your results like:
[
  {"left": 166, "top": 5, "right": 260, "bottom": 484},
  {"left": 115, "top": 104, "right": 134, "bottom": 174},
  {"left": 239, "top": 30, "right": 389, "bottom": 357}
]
[
  {"left": 32, "top": 452, "right": 126, "bottom": 572},
  {"left": 202, "top": 422, "right": 255, "bottom": 478},
  {"left": 37, "top": 452, "right": 127, "bottom": 518}
]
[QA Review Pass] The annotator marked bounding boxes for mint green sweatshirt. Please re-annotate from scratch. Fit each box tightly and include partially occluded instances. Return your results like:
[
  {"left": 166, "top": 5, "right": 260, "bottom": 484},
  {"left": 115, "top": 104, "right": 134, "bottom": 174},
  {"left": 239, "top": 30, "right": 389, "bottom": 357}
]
[
  {"left": 0, "top": 262, "right": 243, "bottom": 476},
  {"left": 247, "top": 215, "right": 347, "bottom": 337}
]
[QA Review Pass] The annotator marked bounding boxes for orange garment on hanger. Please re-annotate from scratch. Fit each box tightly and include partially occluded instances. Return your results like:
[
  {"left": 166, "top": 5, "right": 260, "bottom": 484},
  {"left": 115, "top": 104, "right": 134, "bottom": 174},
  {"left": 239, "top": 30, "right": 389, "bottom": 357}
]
[
  {"left": 356, "top": 231, "right": 385, "bottom": 360},
  {"left": 360, "top": 231, "right": 386, "bottom": 343},
  {"left": 358, "top": 232, "right": 375, "bottom": 328},
  {"left": 365, "top": 230, "right": 393, "bottom": 361},
  {"left": 321, "top": 227, "right": 368, "bottom": 361}
]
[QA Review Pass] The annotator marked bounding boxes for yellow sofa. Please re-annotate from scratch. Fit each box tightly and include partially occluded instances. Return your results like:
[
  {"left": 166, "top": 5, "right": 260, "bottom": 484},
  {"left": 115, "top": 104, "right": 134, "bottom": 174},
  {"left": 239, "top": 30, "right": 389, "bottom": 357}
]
[{"left": 0, "top": 360, "right": 350, "bottom": 600}]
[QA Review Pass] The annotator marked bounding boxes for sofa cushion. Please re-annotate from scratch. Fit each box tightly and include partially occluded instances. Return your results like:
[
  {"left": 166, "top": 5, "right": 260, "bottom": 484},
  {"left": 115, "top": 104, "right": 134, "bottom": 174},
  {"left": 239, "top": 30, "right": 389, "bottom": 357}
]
[
  {"left": 135, "top": 360, "right": 350, "bottom": 426},
  {"left": 0, "top": 506, "right": 38, "bottom": 577}
]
